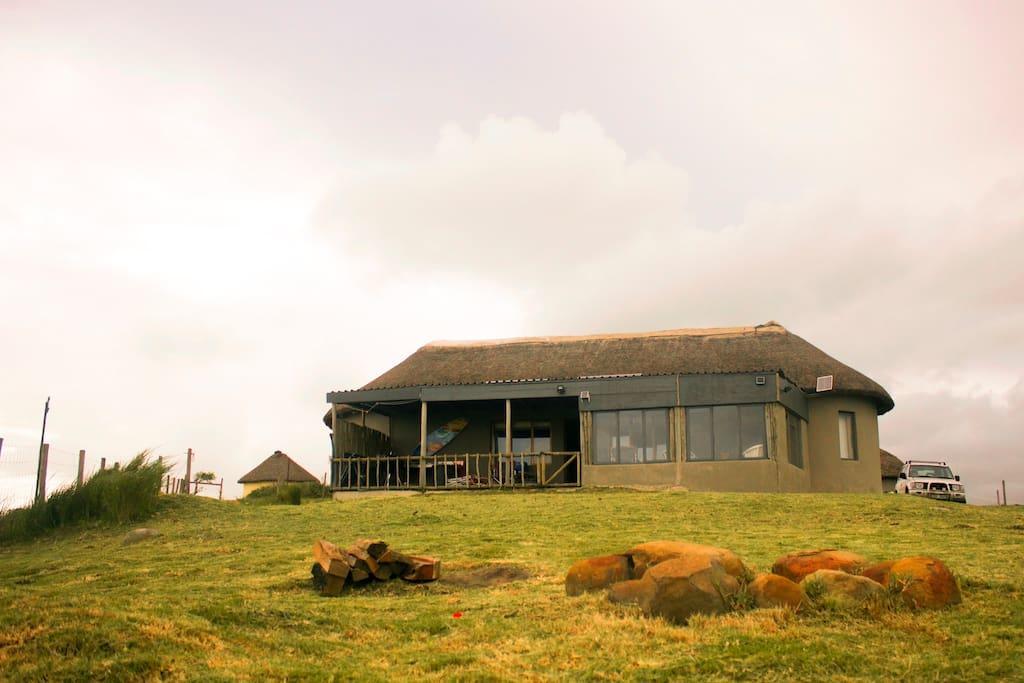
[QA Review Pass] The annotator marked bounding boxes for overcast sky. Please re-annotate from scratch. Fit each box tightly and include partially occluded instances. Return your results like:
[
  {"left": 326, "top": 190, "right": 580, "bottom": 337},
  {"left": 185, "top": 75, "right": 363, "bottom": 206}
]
[{"left": 2, "top": 1, "right": 1022, "bottom": 505}]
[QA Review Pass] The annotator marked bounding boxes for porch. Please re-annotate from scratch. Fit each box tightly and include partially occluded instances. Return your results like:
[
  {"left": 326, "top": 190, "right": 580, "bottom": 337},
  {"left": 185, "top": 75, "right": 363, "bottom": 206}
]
[
  {"left": 330, "top": 451, "right": 582, "bottom": 490},
  {"left": 328, "top": 396, "right": 583, "bottom": 491}
]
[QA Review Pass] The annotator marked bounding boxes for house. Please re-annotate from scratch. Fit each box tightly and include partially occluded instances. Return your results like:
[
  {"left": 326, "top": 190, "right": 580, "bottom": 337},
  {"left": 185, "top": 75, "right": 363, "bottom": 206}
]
[
  {"left": 237, "top": 450, "right": 320, "bottom": 497},
  {"left": 880, "top": 449, "right": 904, "bottom": 491},
  {"left": 324, "top": 322, "right": 893, "bottom": 493}
]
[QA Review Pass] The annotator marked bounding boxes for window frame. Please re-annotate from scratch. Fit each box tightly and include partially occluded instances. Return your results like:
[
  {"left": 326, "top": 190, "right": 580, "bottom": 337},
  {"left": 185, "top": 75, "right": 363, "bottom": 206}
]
[
  {"left": 838, "top": 411, "right": 858, "bottom": 460},
  {"left": 685, "top": 403, "right": 769, "bottom": 462},
  {"left": 590, "top": 408, "right": 671, "bottom": 465}
]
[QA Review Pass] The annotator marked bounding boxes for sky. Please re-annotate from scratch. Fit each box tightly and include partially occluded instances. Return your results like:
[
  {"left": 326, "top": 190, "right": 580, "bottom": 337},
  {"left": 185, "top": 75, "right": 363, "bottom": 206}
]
[{"left": 1, "top": 1, "right": 1022, "bottom": 505}]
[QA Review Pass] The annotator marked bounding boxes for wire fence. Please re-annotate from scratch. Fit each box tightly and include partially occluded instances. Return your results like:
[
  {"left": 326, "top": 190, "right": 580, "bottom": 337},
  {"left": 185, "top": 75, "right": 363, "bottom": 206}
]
[{"left": 0, "top": 435, "right": 208, "bottom": 510}]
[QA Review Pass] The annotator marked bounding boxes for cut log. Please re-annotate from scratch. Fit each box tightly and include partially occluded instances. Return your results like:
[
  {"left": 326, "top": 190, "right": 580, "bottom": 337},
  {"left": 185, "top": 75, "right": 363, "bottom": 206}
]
[
  {"left": 346, "top": 546, "right": 380, "bottom": 576},
  {"left": 378, "top": 548, "right": 414, "bottom": 566},
  {"left": 372, "top": 563, "right": 394, "bottom": 581},
  {"left": 353, "top": 539, "right": 389, "bottom": 559},
  {"left": 401, "top": 555, "right": 441, "bottom": 582},
  {"left": 350, "top": 567, "right": 371, "bottom": 583},
  {"left": 313, "top": 539, "right": 351, "bottom": 579},
  {"left": 323, "top": 573, "right": 347, "bottom": 596}
]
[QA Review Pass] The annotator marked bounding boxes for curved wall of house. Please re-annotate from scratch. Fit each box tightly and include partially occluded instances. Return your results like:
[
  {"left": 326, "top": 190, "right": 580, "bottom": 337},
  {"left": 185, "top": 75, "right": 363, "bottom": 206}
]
[{"left": 806, "top": 395, "right": 882, "bottom": 492}]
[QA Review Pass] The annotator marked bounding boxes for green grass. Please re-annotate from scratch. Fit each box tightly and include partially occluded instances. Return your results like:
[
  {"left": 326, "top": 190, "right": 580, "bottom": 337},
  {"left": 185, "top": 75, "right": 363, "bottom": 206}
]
[{"left": 1, "top": 490, "right": 1022, "bottom": 681}]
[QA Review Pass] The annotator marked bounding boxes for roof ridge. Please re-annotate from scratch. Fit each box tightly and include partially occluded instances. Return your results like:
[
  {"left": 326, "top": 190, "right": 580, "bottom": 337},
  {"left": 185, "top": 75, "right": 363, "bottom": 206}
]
[{"left": 424, "top": 322, "right": 787, "bottom": 348}]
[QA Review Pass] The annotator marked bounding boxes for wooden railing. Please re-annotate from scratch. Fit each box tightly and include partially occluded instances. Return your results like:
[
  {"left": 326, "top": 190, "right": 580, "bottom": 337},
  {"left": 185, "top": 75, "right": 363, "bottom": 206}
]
[{"left": 330, "top": 452, "right": 581, "bottom": 491}]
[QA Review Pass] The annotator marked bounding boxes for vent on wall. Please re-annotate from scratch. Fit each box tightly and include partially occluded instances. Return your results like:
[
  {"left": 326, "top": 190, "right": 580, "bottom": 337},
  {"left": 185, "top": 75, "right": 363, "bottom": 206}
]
[{"left": 816, "top": 375, "right": 834, "bottom": 392}]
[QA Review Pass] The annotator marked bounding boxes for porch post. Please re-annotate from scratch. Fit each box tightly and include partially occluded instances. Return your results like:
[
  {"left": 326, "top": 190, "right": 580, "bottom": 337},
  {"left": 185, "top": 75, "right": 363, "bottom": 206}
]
[
  {"left": 505, "top": 399, "right": 512, "bottom": 485},
  {"left": 419, "top": 400, "right": 428, "bottom": 489}
]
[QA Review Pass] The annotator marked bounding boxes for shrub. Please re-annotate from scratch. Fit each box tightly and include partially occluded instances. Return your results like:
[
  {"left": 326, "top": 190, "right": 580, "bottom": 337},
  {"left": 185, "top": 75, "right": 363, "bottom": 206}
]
[
  {"left": 243, "top": 481, "right": 327, "bottom": 505},
  {"left": 280, "top": 485, "right": 302, "bottom": 506},
  {"left": 0, "top": 451, "right": 169, "bottom": 544}
]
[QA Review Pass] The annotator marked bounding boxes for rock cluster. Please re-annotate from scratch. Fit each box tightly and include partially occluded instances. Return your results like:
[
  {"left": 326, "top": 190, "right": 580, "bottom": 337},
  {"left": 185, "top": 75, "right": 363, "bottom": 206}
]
[{"left": 565, "top": 541, "right": 962, "bottom": 624}]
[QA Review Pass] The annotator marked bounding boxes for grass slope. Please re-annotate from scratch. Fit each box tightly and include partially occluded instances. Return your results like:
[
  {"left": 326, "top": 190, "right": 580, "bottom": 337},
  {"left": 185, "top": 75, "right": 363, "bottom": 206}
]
[{"left": 1, "top": 491, "right": 1022, "bottom": 681}]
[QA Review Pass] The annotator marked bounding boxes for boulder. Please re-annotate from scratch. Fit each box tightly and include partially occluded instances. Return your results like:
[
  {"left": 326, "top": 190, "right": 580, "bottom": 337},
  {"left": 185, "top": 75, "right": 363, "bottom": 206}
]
[
  {"left": 888, "top": 557, "right": 961, "bottom": 609},
  {"left": 627, "top": 541, "right": 747, "bottom": 579},
  {"left": 607, "top": 579, "right": 654, "bottom": 606},
  {"left": 565, "top": 554, "right": 631, "bottom": 596},
  {"left": 636, "top": 555, "right": 740, "bottom": 624},
  {"left": 122, "top": 528, "right": 160, "bottom": 545},
  {"left": 772, "top": 549, "right": 867, "bottom": 582},
  {"left": 860, "top": 560, "right": 897, "bottom": 586},
  {"left": 802, "top": 569, "right": 884, "bottom": 604},
  {"left": 748, "top": 573, "right": 803, "bottom": 609}
]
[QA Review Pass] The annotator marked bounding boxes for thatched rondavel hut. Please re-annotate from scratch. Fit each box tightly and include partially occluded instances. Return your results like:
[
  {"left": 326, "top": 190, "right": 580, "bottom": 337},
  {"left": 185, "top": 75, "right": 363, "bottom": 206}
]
[{"left": 237, "top": 450, "right": 319, "bottom": 497}]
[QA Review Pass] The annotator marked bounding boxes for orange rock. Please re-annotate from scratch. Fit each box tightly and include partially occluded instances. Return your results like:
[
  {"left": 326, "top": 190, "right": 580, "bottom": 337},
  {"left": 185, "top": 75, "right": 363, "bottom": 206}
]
[
  {"left": 771, "top": 549, "right": 867, "bottom": 582},
  {"left": 627, "top": 541, "right": 748, "bottom": 579},
  {"left": 748, "top": 573, "right": 803, "bottom": 609},
  {"left": 802, "top": 569, "right": 884, "bottom": 604},
  {"left": 638, "top": 555, "right": 740, "bottom": 624},
  {"left": 888, "top": 556, "right": 962, "bottom": 608},
  {"left": 565, "top": 554, "right": 631, "bottom": 596},
  {"left": 860, "top": 560, "right": 896, "bottom": 585},
  {"left": 607, "top": 579, "right": 654, "bottom": 606}
]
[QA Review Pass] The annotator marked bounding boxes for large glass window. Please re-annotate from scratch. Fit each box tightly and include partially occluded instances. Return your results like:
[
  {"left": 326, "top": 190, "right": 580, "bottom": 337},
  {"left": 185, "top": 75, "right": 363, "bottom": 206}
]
[
  {"left": 838, "top": 411, "right": 857, "bottom": 460},
  {"left": 686, "top": 404, "right": 767, "bottom": 461},
  {"left": 686, "top": 407, "right": 713, "bottom": 461},
  {"left": 593, "top": 413, "right": 617, "bottom": 463},
  {"left": 787, "top": 411, "right": 804, "bottom": 468},
  {"left": 591, "top": 409, "right": 670, "bottom": 464}
]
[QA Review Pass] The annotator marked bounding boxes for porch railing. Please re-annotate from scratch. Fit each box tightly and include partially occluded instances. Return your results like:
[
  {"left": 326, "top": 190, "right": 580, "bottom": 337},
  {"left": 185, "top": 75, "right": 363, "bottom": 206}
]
[{"left": 330, "top": 451, "right": 581, "bottom": 491}]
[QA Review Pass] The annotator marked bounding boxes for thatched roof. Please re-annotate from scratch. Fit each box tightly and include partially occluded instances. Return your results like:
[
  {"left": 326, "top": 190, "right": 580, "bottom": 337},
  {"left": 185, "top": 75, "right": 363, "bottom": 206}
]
[
  {"left": 357, "top": 322, "right": 894, "bottom": 414},
  {"left": 880, "top": 449, "right": 904, "bottom": 477},
  {"left": 237, "top": 451, "right": 319, "bottom": 484}
]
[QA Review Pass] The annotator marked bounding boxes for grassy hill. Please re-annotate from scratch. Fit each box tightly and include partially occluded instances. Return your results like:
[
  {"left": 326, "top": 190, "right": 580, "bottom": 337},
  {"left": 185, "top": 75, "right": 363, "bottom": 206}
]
[{"left": 1, "top": 490, "right": 1022, "bottom": 681}]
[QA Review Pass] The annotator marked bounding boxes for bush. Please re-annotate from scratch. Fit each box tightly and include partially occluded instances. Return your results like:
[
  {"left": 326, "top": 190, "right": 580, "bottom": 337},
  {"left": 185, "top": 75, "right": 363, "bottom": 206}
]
[
  {"left": 243, "top": 481, "right": 327, "bottom": 505},
  {"left": 0, "top": 451, "right": 169, "bottom": 544},
  {"left": 280, "top": 484, "right": 302, "bottom": 506}
]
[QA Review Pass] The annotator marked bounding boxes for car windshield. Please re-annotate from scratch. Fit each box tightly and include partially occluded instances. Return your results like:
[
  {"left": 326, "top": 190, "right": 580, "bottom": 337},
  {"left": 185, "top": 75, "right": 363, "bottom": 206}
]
[{"left": 909, "top": 465, "right": 954, "bottom": 479}]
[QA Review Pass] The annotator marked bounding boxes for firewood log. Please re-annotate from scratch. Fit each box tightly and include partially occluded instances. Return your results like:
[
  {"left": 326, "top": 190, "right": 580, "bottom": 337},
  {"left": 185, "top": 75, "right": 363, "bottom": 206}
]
[
  {"left": 400, "top": 556, "right": 441, "bottom": 582},
  {"left": 313, "top": 540, "right": 351, "bottom": 579},
  {"left": 353, "top": 539, "right": 389, "bottom": 559}
]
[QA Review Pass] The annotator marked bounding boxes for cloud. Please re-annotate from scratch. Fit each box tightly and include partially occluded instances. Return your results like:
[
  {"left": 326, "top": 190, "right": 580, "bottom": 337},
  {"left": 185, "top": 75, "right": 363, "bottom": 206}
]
[{"left": 319, "top": 113, "right": 690, "bottom": 278}]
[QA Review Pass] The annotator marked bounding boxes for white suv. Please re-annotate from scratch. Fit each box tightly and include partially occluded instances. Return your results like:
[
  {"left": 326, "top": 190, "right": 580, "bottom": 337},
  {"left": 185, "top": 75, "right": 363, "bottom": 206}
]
[{"left": 896, "top": 460, "right": 967, "bottom": 503}]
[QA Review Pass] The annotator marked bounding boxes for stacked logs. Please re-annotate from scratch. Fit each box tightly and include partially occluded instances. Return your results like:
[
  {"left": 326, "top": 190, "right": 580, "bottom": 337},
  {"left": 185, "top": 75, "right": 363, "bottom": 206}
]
[{"left": 312, "top": 538, "right": 441, "bottom": 596}]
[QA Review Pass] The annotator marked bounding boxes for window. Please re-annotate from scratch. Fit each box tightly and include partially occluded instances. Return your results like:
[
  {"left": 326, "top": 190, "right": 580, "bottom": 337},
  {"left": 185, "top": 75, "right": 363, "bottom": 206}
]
[
  {"left": 908, "top": 464, "right": 952, "bottom": 479},
  {"left": 494, "top": 421, "right": 551, "bottom": 454},
  {"left": 787, "top": 411, "right": 804, "bottom": 468},
  {"left": 591, "top": 409, "right": 670, "bottom": 464},
  {"left": 686, "top": 404, "right": 767, "bottom": 461},
  {"left": 838, "top": 411, "right": 857, "bottom": 460}
]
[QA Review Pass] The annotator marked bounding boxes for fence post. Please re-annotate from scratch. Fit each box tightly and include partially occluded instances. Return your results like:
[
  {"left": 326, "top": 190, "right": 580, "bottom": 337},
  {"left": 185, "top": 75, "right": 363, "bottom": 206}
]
[
  {"left": 218, "top": 478, "right": 223, "bottom": 500},
  {"left": 1003, "top": 480, "right": 1008, "bottom": 506},
  {"left": 77, "top": 449, "right": 86, "bottom": 486},
  {"left": 100, "top": 457, "right": 106, "bottom": 471},
  {"left": 0, "top": 436, "right": 4, "bottom": 461},
  {"left": 36, "top": 444, "right": 49, "bottom": 502},
  {"left": 185, "top": 448, "right": 194, "bottom": 495}
]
